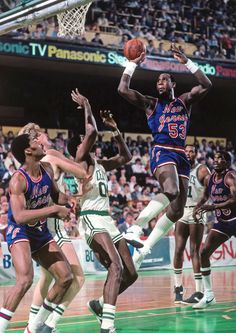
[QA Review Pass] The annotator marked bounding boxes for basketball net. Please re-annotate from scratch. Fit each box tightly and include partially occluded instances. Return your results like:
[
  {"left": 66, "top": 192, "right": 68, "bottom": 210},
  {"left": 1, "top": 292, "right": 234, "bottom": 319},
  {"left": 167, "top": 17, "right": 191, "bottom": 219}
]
[{"left": 57, "top": 2, "right": 92, "bottom": 38}]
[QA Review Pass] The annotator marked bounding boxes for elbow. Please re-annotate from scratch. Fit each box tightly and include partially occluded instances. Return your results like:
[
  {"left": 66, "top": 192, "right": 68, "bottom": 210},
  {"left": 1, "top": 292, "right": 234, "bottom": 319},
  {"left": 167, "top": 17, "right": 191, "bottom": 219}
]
[
  {"left": 118, "top": 85, "right": 127, "bottom": 97},
  {"left": 124, "top": 153, "right": 132, "bottom": 164},
  {"left": 14, "top": 213, "right": 24, "bottom": 225},
  {"left": 206, "top": 79, "right": 213, "bottom": 91}
]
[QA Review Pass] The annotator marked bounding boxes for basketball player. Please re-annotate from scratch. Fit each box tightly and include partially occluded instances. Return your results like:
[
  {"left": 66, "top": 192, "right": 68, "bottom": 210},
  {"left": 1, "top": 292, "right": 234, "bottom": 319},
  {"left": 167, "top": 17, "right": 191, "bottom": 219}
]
[
  {"left": 0, "top": 134, "right": 72, "bottom": 333},
  {"left": 192, "top": 151, "right": 236, "bottom": 309},
  {"left": 173, "top": 145, "right": 210, "bottom": 304},
  {"left": 118, "top": 43, "right": 212, "bottom": 268},
  {"left": 18, "top": 123, "right": 88, "bottom": 333},
  {"left": 67, "top": 89, "right": 138, "bottom": 333}
]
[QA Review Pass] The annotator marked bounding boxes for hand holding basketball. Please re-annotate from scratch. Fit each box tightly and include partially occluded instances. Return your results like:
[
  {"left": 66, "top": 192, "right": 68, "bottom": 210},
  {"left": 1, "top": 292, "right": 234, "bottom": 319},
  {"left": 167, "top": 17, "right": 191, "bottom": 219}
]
[{"left": 124, "top": 39, "right": 146, "bottom": 63}]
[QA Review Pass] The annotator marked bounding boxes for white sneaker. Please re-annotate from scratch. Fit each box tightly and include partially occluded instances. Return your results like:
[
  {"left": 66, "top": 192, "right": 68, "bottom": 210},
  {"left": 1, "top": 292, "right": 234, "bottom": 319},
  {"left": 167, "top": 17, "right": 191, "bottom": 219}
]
[
  {"left": 192, "top": 293, "right": 216, "bottom": 309},
  {"left": 132, "top": 247, "right": 150, "bottom": 270}
]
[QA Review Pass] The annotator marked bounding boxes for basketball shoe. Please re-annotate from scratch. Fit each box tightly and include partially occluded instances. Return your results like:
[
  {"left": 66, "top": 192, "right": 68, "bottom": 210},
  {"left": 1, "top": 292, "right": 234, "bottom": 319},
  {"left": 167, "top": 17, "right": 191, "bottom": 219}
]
[
  {"left": 192, "top": 292, "right": 216, "bottom": 309},
  {"left": 174, "top": 285, "right": 183, "bottom": 303},
  {"left": 87, "top": 300, "right": 102, "bottom": 323},
  {"left": 101, "top": 327, "right": 117, "bottom": 333},
  {"left": 40, "top": 323, "right": 59, "bottom": 332},
  {"left": 182, "top": 291, "right": 204, "bottom": 304}
]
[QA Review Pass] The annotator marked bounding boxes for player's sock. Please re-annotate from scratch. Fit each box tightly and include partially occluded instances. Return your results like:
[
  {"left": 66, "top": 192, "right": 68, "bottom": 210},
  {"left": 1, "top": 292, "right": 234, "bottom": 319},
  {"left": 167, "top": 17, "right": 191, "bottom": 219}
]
[
  {"left": 174, "top": 268, "right": 183, "bottom": 287},
  {"left": 45, "top": 304, "right": 66, "bottom": 328},
  {"left": 136, "top": 194, "right": 170, "bottom": 227},
  {"left": 29, "top": 299, "right": 57, "bottom": 331},
  {"left": 101, "top": 304, "right": 116, "bottom": 330},
  {"left": 142, "top": 213, "right": 174, "bottom": 254},
  {"left": 28, "top": 305, "right": 40, "bottom": 325},
  {"left": 99, "top": 296, "right": 104, "bottom": 307},
  {"left": 194, "top": 273, "right": 203, "bottom": 292},
  {"left": 201, "top": 267, "right": 213, "bottom": 295},
  {"left": 0, "top": 308, "right": 14, "bottom": 332}
]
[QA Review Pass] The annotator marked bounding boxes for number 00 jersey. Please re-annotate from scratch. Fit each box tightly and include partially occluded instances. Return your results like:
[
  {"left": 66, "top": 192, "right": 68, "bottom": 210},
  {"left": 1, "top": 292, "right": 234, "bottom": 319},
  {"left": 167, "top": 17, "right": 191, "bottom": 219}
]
[{"left": 80, "top": 159, "right": 109, "bottom": 212}]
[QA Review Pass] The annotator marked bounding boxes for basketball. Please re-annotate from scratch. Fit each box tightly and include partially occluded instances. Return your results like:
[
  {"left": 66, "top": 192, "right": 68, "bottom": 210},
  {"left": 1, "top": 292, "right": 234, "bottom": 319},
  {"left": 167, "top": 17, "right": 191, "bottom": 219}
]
[{"left": 123, "top": 39, "right": 146, "bottom": 61}]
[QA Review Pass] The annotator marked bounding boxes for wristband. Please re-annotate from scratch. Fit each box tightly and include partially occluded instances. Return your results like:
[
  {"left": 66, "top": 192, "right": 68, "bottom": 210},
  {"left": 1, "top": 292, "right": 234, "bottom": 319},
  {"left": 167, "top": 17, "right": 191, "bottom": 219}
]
[
  {"left": 185, "top": 59, "right": 199, "bottom": 74},
  {"left": 112, "top": 129, "right": 120, "bottom": 137},
  {"left": 123, "top": 61, "right": 137, "bottom": 77}
]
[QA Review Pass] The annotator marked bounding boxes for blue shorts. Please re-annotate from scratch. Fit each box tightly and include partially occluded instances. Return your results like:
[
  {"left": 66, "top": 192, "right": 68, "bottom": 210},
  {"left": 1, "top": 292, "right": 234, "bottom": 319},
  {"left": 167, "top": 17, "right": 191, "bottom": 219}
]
[
  {"left": 212, "top": 220, "right": 236, "bottom": 239},
  {"left": 6, "top": 222, "right": 53, "bottom": 253},
  {"left": 150, "top": 145, "right": 190, "bottom": 179}
]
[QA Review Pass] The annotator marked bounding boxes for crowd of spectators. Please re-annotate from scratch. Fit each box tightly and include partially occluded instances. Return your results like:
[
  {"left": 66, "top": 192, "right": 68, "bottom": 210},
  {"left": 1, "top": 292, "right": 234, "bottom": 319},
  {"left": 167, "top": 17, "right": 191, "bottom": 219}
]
[
  {"left": 0, "top": 127, "right": 235, "bottom": 244},
  {"left": 0, "top": 0, "right": 235, "bottom": 61}
]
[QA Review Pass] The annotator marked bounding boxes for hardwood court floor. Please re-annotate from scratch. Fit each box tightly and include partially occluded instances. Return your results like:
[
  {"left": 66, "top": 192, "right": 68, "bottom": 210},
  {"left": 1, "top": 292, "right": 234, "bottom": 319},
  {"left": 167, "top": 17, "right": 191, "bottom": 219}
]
[{"left": 1, "top": 267, "right": 236, "bottom": 332}]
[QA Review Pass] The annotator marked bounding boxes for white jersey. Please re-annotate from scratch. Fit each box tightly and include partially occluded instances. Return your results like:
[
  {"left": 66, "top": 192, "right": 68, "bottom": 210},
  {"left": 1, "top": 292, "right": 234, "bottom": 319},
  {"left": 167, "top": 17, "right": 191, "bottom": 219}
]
[
  {"left": 186, "top": 163, "right": 205, "bottom": 207},
  {"left": 80, "top": 159, "right": 109, "bottom": 212}
]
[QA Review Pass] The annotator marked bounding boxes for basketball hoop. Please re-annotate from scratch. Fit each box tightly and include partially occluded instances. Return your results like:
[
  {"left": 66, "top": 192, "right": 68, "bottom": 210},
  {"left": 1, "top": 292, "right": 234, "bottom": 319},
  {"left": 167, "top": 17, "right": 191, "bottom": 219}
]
[{"left": 57, "top": 1, "right": 92, "bottom": 38}]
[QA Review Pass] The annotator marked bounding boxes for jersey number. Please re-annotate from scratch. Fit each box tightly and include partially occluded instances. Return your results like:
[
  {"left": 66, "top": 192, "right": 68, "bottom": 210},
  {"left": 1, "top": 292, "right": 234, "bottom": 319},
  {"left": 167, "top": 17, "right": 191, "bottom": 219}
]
[
  {"left": 99, "top": 182, "right": 108, "bottom": 197},
  {"left": 168, "top": 123, "right": 186, "bottom": 140},
  {"left": 187, "top": 186, "right": 192, "bottom": 198}
]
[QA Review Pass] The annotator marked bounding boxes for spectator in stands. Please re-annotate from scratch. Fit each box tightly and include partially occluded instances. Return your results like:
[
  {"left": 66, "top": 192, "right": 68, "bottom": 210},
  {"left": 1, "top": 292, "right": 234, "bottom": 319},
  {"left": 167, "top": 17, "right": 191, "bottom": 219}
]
[
  {"left": 146, "top": 39, "right": 158, "bottom": 55},
  {"left": 143, "top": 218, "right": 157, "bottom": 236},
  {"left": 97, "top": 12, "right": 109, "bottom": 27},
  {"left": 0, "top": 213, "right": 8, "bottom": 241},
  {"left": 118, "top": 34, "right": 130, "bottom": 49},
  {"left": 118, "top": 212, "right": 135, "bottom": 234},
  {"left": 131, "top": 183, "right": 141, "bottom": 201},
  {"left": 31, "top": 23, "right": 46, "bottom": 39},
  {"left": 108, "top": 173, "right": 118, "bottom": 192},
  {"left": 91, "top": 32, "right": 104, "bottom": 45},
  {"left": 109, "top": 183, "right": 127, "bottom": 209}
]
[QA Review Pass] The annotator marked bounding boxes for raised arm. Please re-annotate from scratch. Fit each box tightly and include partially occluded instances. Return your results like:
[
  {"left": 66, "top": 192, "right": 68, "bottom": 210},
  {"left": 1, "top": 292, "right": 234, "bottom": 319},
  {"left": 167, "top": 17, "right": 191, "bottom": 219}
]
[
  {"left": 98, "top": 110, "right": 132, "bottom": 171},
  {"left": 171, "top": 43, "right": 212, "bottom": 107},
  {"left": 118, "top": 53, "right": 156, "bottom": 116},
  {"left": 9, "top": 172, "right": 70, "bottom": 225},
  {"left": 71, "top": 89, "right": 98, "bottom": 162}
]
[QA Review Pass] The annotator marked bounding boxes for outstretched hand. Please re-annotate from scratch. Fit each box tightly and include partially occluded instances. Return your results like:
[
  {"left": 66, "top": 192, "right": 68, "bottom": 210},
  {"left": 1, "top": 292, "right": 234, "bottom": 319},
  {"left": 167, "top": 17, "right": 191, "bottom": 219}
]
[
  {"left": 171, "top": 43, "right": 188, "bottom": 64},
  {"left": 71, "top": 88, "right": 89, "bottom": 109},
  {"left": 100, "top": 110, "right": 117, "bottom": 130},
  {"left": 131, "top": 51, "right": 146, "bottom": 65}
]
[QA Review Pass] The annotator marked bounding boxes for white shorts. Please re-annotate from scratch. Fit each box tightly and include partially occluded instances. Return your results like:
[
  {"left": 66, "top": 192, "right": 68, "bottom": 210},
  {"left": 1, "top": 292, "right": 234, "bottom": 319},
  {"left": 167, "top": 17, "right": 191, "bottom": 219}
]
[
  {"left": 179, "top": 207, "right": 206, "bottom": 225},
  {"left": 47, "top": 218, "right": 71, "bottom": 247},
  {"left": 79, "top": 210, "right": 123, "bottom": 246}
]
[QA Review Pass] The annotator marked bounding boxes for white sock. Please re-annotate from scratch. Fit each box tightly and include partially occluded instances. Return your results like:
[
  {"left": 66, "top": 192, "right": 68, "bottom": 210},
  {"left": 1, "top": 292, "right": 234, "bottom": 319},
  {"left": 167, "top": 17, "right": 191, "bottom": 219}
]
[
  {"left": 101, "top": 304, "right": 116, "bottom": 330},
  {"left": 0, "top": 308, "right": 14, "bottom": 332},
  {"left": 28, "top": 305, "right": 40, "bottom": 326},
  {"left": 45, "top": 304, "right": 66, "bottom": 328},
  {"left": 174, "top": 268, "right": 182, "bottom": 287},
  {"left": 201, "top": 267, "right": 213, "bottom": 295},
  {"left": 99, "top": 296, "right": 104, "bottom": 307},
  {"left": 142, "top": 213, "right": 174, "bottom": 253},
  {"left": 194, "top": 273, "right": 203, "bottom": 292},
  {"left": 136, "top": 193, "right": 170, "bottom": 227},
  {"left": 29, "top": 299, "right": 57, "bottom": 331}
]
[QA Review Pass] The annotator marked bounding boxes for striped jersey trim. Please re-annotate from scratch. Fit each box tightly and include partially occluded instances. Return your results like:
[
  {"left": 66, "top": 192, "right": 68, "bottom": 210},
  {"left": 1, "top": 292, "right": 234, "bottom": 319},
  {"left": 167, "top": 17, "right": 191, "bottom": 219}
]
[
  {"left": 80, "top": 210, "right": 110, "bottom": 216},
  {"left": 153, "top": 143, "right": 185, "bottom": 153}
]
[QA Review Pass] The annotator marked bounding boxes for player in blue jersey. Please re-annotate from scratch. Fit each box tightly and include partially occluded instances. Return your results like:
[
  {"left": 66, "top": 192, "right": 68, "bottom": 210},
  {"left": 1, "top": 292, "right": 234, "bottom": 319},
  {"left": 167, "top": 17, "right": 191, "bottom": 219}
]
[
  {"left": 192, "top": 151, "right": 236, "bottom": 309},
  {"left": 0, "top": 134, "right": 73, "bottom": 333},
  {"left": 118, "top": 43, "right": 212, "bottom": 268}
]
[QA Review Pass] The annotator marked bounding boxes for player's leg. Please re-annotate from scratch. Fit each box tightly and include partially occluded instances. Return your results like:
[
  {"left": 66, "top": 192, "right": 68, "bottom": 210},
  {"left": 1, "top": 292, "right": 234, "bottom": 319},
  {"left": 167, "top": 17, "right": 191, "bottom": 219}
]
[
  {"left": 136, "top": 164, "right": 179, "bottom": 226},
  {"left": 193, "top": 230, "right": 228, "bottom": 309},
  {"left": 133, "top": 174, "right": 188, "bottom": 269},
  {"left": 28, "top": 241, "right": 73, "bottom": 332},
  {"left": 0, "top": 242, "right": 34, "bottom": 332},
  {"left": 28, "top": 268, "right": 53, "bottom": 325},
  {"left": 173, "top": 221, "right": 189, "bottom": 303},
  {"left": 182, "top": 222, "right": 204, "bottom": 304},
  {"left": 44, "top": 242, "right": 85, "bottom": 330},
  {"left": 89, "top": 233, "right": 123, "bottom": 332},
  {"left": 115, "top": 238, "right": 138, "bottom": 294}
]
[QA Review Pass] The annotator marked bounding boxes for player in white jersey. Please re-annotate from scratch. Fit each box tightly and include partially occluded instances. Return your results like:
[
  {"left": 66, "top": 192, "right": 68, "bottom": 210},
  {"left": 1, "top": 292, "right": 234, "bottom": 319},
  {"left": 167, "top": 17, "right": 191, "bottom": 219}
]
[
  {"left": 173, "top": 145, "right": 210, "bottom": 304},
  {"left": 18, "top": 123, "right": 88, "bottom": 333},
  {"left": 67, "top": 89, "right": 137, "bottom": 333}
]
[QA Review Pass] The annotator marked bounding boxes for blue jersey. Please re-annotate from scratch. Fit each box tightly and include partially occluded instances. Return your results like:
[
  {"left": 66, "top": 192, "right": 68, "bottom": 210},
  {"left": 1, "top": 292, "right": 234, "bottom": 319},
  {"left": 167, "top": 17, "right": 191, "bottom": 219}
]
[
  {"left": 147, "top": 97, "right": 189, "bottom": 149},
  {"left": 148, "top": 97, "right": 190, "bottom": 179},
  {"left": 6, "top": 164, "right": 54, "bottom": 252},
  {"left": 209, "top": 170, "right": 236, "bottom": 223}
]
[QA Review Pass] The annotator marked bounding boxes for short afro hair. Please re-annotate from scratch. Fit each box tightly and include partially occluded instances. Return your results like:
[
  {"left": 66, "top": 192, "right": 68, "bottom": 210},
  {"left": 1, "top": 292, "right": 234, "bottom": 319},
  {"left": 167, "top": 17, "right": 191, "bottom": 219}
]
[
  {"left": 11, "top": 134, "right": 30, "bottom": 164},
  {"left": 67, "top": 135, "right": 82, "bottom": 158},
  {"left": 219, "top": 151, "right": 231, "bottom": 165}
]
